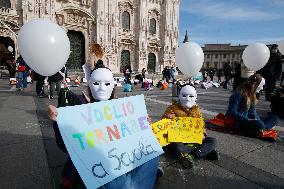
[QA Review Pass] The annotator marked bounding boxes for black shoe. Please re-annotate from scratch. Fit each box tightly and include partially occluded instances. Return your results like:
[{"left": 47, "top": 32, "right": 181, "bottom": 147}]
[
  {"left": 49, "top": 95, "right": 54, "bottom": 99},
  {"left": 180, "top": 153, "right": 194, "bottom": 169},
  {"left": 206, "top": 150, "right": 220, "bottom": 161},
  {"left": 39, "top": 93, "right": 48, "bottom": 98},
  {"left": 156, "top": 167, "right": 164, "bottom": 178}
]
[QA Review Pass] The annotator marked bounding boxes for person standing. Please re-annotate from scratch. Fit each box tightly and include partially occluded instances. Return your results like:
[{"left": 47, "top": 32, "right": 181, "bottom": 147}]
[
  {"left": 34, "top": 72, "right": 47, "bottom": 97},
  {"left": 16, "top": 56, "right": 28, "bottom": 90},
  {"left": 223, "top": 63, "right": 232, "bottom": 89},
  {"left": 48, "top": 67, "right": 66, "bottom": 99},
  {"left": 258, "top": 44, "right": 282, "bottom": 101}
]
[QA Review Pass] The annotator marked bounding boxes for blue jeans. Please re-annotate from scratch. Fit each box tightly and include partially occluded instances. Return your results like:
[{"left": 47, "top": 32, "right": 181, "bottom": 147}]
[
  {"left": 100, "top": 157, "right": 159, "bottom": 189},
  {"left": 16, "top": 72, "right": 27, "bottom": 89},
  {"left": 240, "top": 114, "right": 279, "bottom": 131},
  {"left": 62, "top": 157, "right": 159, "bottom": 189}
]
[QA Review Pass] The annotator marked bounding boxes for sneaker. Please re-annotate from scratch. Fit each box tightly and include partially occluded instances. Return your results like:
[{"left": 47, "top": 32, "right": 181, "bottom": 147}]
[
  {"left": 206, "top": 150, "right": 220, "bottom": 161},
  {"left": 180, "top": 153, "right": 194, "bottom": 169}
]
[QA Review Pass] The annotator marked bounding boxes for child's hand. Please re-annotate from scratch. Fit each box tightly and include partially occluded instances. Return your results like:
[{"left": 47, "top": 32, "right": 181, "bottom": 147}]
[
  {"left": 48, "top": 105, "right": 58, "bottom": 122},
  {"left": 147, "top": 116, "right": 152, "bottom": 124},
  {"left": 167, "top": 114, "right": 175, "bottom": 119}
]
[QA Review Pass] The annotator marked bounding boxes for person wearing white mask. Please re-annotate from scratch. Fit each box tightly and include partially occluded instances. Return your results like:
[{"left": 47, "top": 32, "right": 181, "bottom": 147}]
[
  {"left": 48, "top": 65, "right": 159, "bottom": 189},
  {"left": 162, "top": 84, "right": 219, "bottom": 169},
  {"left": 226, "top": 74, "right": 279, "bottom": 134}
]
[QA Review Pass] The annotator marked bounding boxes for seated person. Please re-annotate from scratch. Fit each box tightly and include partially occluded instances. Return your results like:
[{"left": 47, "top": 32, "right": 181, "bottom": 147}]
[
  {"left": 162, "top": 85, "right": 219, "bottom": 169},
  {"left": 48, "top": 65, "right": 159, "bottom": 189},
  {"left": 226, "top": 74, "right": 279, "bottom": 134}
]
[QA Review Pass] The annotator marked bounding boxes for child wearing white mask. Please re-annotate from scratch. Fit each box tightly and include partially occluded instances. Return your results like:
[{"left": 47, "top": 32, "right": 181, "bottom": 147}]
[
  {"left": 162, "top": 84, "right": 219, "bottom": 169},
  {"left": 48, "top": 65, "right": 159, "bottom": 189}
]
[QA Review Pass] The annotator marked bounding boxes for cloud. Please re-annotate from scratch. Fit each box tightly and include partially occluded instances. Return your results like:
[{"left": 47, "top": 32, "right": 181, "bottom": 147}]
[{"left": 181, "top": 0, "right": 282, "bottom": 21}]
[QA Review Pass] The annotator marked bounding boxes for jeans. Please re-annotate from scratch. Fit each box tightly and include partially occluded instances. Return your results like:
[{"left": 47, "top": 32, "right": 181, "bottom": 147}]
[
  {"left": 36, "top": 79, "right": 45, "bottom": 95},
  {"left": 100, "top": 157, "right": 159, "bottom": 189},
  {"left": 62, "top": 156, "right": 159, "bottom": 189},
  {"left": 16, "top": 72, "right": 27, "bottom": 89},
  {"left": 49, "top": 80, "right": 62, "bottom": 96},
  {"left": 240, "top": 114, "right": 279, "bottom": 131},
  {"left": 169, "top": 137, "right": 217, "bottom": 158}
]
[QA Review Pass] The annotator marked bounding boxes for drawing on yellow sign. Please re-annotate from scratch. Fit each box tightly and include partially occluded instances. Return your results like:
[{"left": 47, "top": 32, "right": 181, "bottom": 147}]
[
  {"left": 151, "top": 117, "right": 205, "bottom": 146},
  {"left": 168, "top": 117, "right": 204, "bottom": 144}
]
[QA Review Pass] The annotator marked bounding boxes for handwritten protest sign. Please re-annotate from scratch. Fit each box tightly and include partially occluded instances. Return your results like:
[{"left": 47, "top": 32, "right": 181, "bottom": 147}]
[
  {"left": 151, "top": 117, "right": 204, "bottom": 145},
  {"left": 168, "top": 117, "right": 204, "bottom": 144},
  {"left": 151, "top": 119, "right": 174, "bottom": 147},
  {"left": 57, "top": 95, "right": 163, "bottom": 189}
]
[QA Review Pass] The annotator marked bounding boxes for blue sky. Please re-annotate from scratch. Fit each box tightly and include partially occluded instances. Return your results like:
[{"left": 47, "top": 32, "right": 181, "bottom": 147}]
[{"left": 179, "top": 0, "right": 284, "bottom": 46}]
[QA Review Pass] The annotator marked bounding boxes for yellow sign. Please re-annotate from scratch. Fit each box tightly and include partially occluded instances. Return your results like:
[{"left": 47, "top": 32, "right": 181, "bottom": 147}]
[
  {"left": 151, "top": 117, "right": 205, "bottom": 146},
  {"left": 151, "top": 119, "right": 174, "bottom": 147},
  {"left": 168, "top": 117, "right": 204, "bottom": 144}
]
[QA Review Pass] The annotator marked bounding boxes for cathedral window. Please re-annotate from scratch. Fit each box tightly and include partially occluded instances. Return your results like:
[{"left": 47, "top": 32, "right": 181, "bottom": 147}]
[
  {"left": 122, "top": 11, "right": 130, "bottom": 30},
  {"left": 0, "top": 0, "right": 11, "bottom": 8},
  {"left": 149, "top": 18, "right": 156, "bottom": 34}
]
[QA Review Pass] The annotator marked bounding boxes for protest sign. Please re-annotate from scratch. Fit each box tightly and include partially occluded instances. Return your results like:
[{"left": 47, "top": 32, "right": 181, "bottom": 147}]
[
  {"left": 151, "top": 119, "right": 174, "bottom": 147},
  {"left": 168, "top": 117, "right": 204, "bottom": 144},
  {"left": 151, "top": 117, "right": 204, "bottom": 145},
  {"left": 57, "top": 95, "right": 163, "bottom": 188}
]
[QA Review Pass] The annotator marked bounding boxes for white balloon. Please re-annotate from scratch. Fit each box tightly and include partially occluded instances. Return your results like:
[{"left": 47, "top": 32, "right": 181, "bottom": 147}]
[
  {"left": 18, "top": 18, "right": 70, "bottom": 76},
  {"left": 176, "top": 42, "right": 204, "bottom": 77},
  {"left": 7, "top": 46, "right": 13, "bottom": 52},
  {"left": 242, "top": 43, "right": 270, "bottom": 71},
  {"left": 278, "top": 39, "right": 284, "bottom": 55}
]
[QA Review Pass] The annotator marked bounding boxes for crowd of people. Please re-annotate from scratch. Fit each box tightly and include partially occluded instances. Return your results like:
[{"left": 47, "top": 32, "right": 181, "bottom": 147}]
[{"left": 1, "top": 42, "right": 283, "bottom": 189}]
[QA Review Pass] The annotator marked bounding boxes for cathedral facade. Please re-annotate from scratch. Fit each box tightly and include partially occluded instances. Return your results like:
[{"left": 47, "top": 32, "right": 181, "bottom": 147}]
[{"left": 0, "top": 0, "right": 180, "bottom": 73}]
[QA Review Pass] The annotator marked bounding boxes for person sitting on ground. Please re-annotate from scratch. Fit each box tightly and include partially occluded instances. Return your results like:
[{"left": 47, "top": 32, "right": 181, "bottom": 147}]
[
  {"left": 226, "top": 74, "right": 279, "bottom": 135},
  {"left": 162, "top": 84, "right": 219, "bottom": 169},
  {"left": 48, "top": 64, "right": 160, "bottom": 189}
]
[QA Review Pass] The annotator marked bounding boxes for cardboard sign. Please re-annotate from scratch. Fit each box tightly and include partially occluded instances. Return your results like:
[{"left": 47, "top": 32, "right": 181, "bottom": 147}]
[
  {"left": 151, "top": 117, "right": 205, "bottom": 145},
  {"left": 168, "top": 117, "right": 204, "bottom": 144},
  {"left": 151, "top": 119, "right": 174, "bottom": 147},
  {"left": 57, "top": 95, "right": 163, "bottom": 189}
]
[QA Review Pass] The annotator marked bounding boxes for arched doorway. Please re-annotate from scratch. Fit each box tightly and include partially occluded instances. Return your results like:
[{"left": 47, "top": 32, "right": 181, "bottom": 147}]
[
  {"left": 147, "top": 53, "right": 156, "bottom": 73},
  {"left": 120, "top": 50, "right": 130, "bottom": 72},
  {"left": 0, "top": 0, "right": 11, "bottom": 8},
  {"left": 0, "top": 36, "right": 14, "bottom": 66},
  {"left": 66, "top": 30, "right": 85, "bottom": 71}
]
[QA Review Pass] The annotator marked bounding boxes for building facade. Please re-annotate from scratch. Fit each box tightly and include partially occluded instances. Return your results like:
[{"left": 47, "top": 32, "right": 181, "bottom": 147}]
[
  {"left": 0, "top": 0, "right": 180, "bottom": 73},
  {"left": 202, "top": 44, "right": 247, "bottom": 70}
]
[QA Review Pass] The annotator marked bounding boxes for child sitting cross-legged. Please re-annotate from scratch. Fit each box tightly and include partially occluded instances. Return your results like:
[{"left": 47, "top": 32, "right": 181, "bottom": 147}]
[{"left": 162, "top": 84, "right": 219, "bottom": 169}]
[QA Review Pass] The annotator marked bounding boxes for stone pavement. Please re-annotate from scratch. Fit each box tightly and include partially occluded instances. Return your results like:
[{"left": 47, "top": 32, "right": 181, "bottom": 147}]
[{"left": 0, "top": 78, "right": 284, "bottom": 189}]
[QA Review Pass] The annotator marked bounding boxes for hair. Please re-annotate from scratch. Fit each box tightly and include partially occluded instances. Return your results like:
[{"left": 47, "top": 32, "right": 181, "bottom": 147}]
[
  {"left": 238, "top": 73, "right": 263, "bottom": 108},
  {"left": 88, "top": 65, "right": 115, "bottom": 102},
  {"left": 89, "top": 43, "right": 104, "bottom": 58}
]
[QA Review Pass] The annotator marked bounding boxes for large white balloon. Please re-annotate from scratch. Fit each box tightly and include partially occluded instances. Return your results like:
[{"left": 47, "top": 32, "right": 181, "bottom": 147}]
[
  {"left": 7, "top": 46, "right": 13, "bottom": 52},
  {"left": 18, "top": 19, "right": 70, "bottom": 76},
  {"left": 242, "top": 43, "right": 270, "bottom": 71},
  {"left": 278, "top": 39, "right": 284, "bottom": 55},
  {"left": 176, "top": 42, "right": 204, "bottom": 77}
]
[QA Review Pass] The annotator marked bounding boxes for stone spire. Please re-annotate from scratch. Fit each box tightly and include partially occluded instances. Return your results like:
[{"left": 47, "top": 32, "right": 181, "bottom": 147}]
[{"left": 183, "top": 30, "right": 189, "bottom": 43}]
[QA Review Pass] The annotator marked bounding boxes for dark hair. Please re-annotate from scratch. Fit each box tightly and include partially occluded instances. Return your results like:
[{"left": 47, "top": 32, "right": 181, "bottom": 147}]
[{"left": 238, "top": 73, "right": 263, "bottom": 108}]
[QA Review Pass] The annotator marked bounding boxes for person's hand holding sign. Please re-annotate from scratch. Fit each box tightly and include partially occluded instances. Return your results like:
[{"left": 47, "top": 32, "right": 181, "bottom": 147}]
[{"left": 48, "top": 105, "right": 58, "bottom": 121}]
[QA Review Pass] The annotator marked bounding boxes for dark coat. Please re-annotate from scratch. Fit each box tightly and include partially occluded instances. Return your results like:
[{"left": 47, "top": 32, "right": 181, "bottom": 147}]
[{"left": 47, "top": 67, "right": 65, "bottom": 82}]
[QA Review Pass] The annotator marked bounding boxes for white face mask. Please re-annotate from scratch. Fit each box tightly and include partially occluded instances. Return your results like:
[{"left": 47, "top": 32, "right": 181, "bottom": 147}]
[
  {"left": 89, "top": 68, "right": 114, "bottom": 101},
  {"left": 179, "top": 85, "right": 197, "bottom": 108},
  {"left": 256, "top": 78, "right": 265, "bottom": 93}
]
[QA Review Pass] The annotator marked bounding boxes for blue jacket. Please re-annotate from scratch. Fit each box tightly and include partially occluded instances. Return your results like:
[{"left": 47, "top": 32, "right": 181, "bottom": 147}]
[{"left": 226, "top": 91, "right": 260, "bottom": 128}]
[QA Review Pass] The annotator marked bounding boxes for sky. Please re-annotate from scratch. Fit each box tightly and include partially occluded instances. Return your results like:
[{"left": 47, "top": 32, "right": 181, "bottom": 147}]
[{"left": 179, "top": 0, "right": 284, "bottom": 46}]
